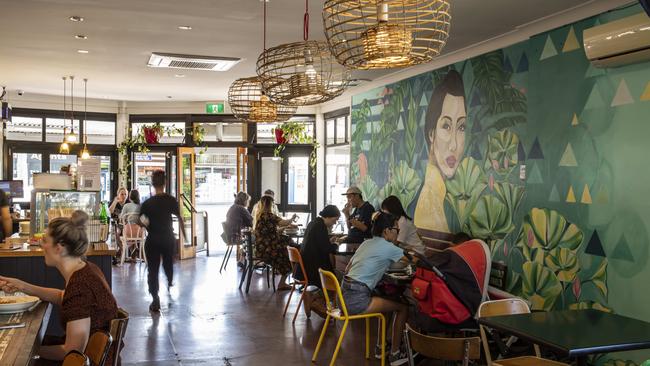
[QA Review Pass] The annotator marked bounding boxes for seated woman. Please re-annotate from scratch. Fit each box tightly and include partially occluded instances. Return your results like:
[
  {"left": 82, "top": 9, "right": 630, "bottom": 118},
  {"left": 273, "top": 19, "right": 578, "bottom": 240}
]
[
  {"left": 296, "top": 205, "right": 341, "bottom": 288},
  {"left": 341, "top": 212, "right": 410, "bottom": 366},
  {"left": 0, "top": 211, "right": 119, "bottom": 365},
  {"left": 381, "top": 195, "right": 425, "bottom": 255},
  {"left": 226, "top": 192, "right": 253, "bottom": 243},
  {"left": 254, "top": 195, "right": 296, "bottom": 291},
  {"left": 120, "top": 189, "right": 141, "bottom": 224}
]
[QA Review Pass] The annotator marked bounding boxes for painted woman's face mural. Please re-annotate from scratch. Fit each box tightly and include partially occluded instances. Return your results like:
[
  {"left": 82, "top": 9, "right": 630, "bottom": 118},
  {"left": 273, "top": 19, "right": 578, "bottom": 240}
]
[{"left": 430, "top": 94, "right": 466, "bottom": 178}]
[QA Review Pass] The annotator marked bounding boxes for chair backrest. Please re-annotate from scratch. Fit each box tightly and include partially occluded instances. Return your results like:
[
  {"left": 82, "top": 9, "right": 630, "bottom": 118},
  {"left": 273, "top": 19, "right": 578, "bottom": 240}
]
[
  {"left": 478, "top": 299, "right": 537, "bottom": 365},
  {"left": 287, "top": 246, "right": 308, "bottom": 285},
  {"left": 122, "top": 223, "right": 144, "bottom": 240},
  {"left": 85, "top": 331, "right": 113, "bottom": 366},
  {"left": 109, "top": 308, "right": 129, "bottom": 366},
  {"left": 63, "top": 350, "right": 90, "bottom": 366},
  {"left": 318, "top": 269, "right": 348, "bottom": 318},
  {"left": 405, "top": 324, "right": 480, "bottom": 364}
]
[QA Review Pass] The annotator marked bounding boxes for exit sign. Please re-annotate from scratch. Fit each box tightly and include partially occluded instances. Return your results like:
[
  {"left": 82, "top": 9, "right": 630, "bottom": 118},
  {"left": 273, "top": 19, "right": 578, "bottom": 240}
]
[{"left": 206, "top": 102, "right": 224, "bottom": 114}]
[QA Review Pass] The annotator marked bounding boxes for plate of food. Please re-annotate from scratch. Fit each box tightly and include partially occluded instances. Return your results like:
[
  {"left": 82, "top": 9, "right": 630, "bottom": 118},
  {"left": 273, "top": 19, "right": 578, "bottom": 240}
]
[{"left": 0, "top": 293, "right": 40, "bottom": 314}]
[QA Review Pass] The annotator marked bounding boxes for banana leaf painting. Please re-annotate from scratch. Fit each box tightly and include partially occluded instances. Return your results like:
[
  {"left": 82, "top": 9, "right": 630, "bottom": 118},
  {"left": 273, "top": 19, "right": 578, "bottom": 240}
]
[
  {"left": 484, "top": 129, "right": 519, "bottom": 176},
  {"left": 467, "top": 196, "right": 514, "bottom": 240},
  {"left": 521, "top": 261, "right": 563, "bottom": 311}
]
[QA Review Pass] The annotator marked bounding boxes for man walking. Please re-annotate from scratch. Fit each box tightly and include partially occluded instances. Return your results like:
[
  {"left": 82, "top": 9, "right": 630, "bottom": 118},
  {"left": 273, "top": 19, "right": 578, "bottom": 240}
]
[{"left": 139, "top": 170, "right": 185, "bottom": 312}]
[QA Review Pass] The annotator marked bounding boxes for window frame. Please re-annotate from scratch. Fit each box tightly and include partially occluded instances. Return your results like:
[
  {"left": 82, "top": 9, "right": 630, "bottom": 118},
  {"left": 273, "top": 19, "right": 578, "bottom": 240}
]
[{"left": 323, "top": 107, "right": 351, "bottom": 207}]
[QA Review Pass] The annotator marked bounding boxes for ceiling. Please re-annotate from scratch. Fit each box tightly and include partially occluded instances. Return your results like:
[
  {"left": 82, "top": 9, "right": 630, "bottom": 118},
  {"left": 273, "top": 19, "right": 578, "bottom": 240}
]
[{"left": 0, "top": 0, "right": 598, "bottom": 102}]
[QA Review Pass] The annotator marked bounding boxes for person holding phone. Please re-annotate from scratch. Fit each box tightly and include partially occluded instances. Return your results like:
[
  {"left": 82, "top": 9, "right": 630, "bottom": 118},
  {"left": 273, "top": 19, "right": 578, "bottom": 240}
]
[{"left": 336, "top": 186, "right": 374, "bottom": 244}]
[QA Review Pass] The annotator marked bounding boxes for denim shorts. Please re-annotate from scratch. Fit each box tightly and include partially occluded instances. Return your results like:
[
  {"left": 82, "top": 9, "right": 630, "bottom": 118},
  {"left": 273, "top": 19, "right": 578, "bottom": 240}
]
[{"left": 341, "top": 278, "right": 372, "bottom": 315}]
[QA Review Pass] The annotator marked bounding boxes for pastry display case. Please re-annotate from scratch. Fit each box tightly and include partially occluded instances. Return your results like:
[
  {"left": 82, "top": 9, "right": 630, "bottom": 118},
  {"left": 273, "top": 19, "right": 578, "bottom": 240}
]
[{"left": 30, "top": 189, "right": 100, "bottom": 237}]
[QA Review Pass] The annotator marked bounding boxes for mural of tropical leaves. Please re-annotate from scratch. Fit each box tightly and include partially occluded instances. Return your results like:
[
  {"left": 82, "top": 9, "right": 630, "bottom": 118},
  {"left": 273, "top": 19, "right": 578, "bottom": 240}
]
[
  {"left": 602, "top": 360, "right": 638, "bottom": 366},
  {"left": 494, "top": 182, "right": 525, "bottom": 216},
  {"left": 467, "top": 195, "right": 514, "bottom": 240},
  {"left": 545, "top": 248, "right": 579, "bottom": 283},
  {"left": 446, "top": 158, "right": 487, "bottom": 200},
  {"left": 388, "top": 161, "right": 422, "bottom": 209},
  {"left": 485, "top": 129, "right": 519, "bottom": 176},
  {"left": 590, "top": 258, "right": 608, "bottom": 298},
  {"left": 516, "top": 208, "right": 584, "bottom": 253},
  {"left": 568, "top": 301, "right": 612, "bottom": 313},
  {"left": 359, "top": 176, "right": 380, "bottom": 208},
  {"left": 405, "top": 91, "right": 419, "bottom": 169},
  {"left": 521, "top": 261, "right": 563, "bottom": 311}
]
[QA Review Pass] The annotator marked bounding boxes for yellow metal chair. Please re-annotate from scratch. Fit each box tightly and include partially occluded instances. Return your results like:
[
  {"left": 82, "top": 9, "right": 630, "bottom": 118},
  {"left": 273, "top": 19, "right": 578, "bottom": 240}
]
[{"left": 311, "top": 269, "right": 386, "bottom": 366}]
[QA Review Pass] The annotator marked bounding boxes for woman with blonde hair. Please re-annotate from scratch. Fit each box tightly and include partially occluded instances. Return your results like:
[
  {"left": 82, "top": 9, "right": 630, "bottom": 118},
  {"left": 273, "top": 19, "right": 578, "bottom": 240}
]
[
  {"left": 254, "top": 195, "right": 296, "bottom": 290},
  {"left": 0, "top": 211, "right": 119, "bottom": 364}
]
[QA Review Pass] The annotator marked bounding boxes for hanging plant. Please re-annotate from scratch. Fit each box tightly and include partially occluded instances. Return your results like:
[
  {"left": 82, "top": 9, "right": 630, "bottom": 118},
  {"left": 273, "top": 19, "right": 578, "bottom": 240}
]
[
  {"left": 273, "top": 121, "right": 319, "bottom": 176},
  {"left": 116, "top": 123, "right": 207, "bottom": 185}
]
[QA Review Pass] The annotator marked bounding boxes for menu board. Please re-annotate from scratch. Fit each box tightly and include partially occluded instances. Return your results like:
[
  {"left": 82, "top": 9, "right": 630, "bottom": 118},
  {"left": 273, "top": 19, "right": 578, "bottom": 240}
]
[{"left": 77, "top": 158, "right": 101, "bottom": 191}]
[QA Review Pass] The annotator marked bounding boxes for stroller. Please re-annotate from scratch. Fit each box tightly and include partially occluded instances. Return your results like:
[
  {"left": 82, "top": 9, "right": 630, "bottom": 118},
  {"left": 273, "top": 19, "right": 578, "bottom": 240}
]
[{"left": 410, "top": 239, "right": 491, "bottom": 331}]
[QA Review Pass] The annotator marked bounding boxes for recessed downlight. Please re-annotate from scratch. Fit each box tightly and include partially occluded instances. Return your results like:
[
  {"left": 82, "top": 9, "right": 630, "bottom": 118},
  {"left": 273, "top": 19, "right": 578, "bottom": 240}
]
[
  {"left": 177, "top": 25, "right": 192, "bottom": 30},
  {"left": 69, "top": 16, "right": 84, "bottom": 22},
  {"left": 75, "top": 35, "right": 88, "bottom": 40},
  {"left": 77, "top": 49, "right": 89, "bottom": 54},
  {"left": 174, "top": 74, "right": 185, "bottom": 78},
  {"left": 167, "top": 96, "right": 173, "bottom": 99}
]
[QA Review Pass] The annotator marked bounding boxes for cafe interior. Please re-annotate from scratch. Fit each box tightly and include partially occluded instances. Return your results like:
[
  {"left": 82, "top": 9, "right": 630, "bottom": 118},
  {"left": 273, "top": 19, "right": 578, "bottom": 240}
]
[{"left": 2, "top": 0, "right": 650, "bottom": 365}]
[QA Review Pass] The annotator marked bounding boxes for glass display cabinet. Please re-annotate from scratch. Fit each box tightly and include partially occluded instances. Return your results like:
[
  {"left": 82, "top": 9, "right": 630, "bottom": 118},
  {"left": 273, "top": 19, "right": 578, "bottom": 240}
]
[{"left": 30, "top": 189, "right": 100, "bottom": 235}]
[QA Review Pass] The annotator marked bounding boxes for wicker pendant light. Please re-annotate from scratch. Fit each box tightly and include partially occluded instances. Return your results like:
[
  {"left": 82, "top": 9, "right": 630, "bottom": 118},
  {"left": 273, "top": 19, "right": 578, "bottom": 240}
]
[
  {"left": 323, "top": 0, "right": 451, "bottom": 69},
  {"left": 257, "top": 0, "right": 349, "bottom": 106},
  {"left": 228, "top": 1, "right": 296, "bottom": 122}
]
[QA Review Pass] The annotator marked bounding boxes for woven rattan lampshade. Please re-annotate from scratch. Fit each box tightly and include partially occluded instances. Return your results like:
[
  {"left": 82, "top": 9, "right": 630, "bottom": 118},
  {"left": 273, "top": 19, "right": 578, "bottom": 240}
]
[
  {"left": 228, "top": 76, "right": 296, "bottom": 123},
  {"left": 257, "top": 40, "right": 349, "bottom": 106},
  {"left": 323, "top": 0, "right": 451, "bottom": 69}
]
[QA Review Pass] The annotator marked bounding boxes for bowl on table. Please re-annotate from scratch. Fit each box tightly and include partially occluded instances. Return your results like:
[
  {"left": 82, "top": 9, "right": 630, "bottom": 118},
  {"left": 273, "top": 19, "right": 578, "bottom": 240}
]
[{"left": 0, "top": 292, "right": 40, "bottom": 314}]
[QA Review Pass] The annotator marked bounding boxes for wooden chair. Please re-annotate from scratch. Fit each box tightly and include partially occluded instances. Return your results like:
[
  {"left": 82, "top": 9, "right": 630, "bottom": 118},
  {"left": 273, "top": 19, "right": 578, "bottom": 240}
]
[
  {"left": 220, "top": 222, "right": 239, "bottom": 273},
  {"left": 404, "top": 323, "right": 481, "bottom": 366},
  {"left": 108, "top": 308, "right": 129, "bottom": 366},
  {"left": 311, "top": 269, "right": 387, "bottom": 366},
  {"left": 62, "top": 350, "right": 90, "bottom": 366},
  {"left": 85, "top": 330, "right": 113, "bottom": 366},
  {"left": 283, "top": 246, "right": 309, "bottom": 323},
  {"left": 478, "top": 299, "right": 569, "bottom": 366}
]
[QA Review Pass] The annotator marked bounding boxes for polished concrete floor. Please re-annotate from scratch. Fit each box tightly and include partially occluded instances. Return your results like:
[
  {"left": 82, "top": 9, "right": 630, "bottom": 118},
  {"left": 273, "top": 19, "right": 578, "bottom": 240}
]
[{"left": 113, "top": 252, "right": 389, "bottom": 366}]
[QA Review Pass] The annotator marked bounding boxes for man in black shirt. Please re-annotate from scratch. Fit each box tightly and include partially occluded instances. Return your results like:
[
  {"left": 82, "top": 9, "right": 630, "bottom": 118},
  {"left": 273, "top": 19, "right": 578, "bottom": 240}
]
[
  {"left": 139, "top": 170, "right": 185, "bottom": 312},
  {"left": 337, "top": 186, "right": 375, "bottom": 244},
  {"left": 0, "top": 189, "right": 11, "bottom": 242}
]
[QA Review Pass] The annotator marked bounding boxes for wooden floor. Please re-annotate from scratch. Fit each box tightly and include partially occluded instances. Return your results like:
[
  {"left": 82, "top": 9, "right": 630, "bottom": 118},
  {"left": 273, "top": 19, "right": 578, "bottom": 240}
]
[{"left": 113, "top": 252, "right": 388, "bottom": 365}]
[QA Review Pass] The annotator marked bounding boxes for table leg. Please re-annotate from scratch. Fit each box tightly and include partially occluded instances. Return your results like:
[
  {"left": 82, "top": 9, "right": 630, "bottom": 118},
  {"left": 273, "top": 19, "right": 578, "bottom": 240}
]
[
  {"left": 238, "top": 260, "right": 248, "bottom": 290},
  {"left": 245, "top": 238, "right": 254, "bottom": 294}
]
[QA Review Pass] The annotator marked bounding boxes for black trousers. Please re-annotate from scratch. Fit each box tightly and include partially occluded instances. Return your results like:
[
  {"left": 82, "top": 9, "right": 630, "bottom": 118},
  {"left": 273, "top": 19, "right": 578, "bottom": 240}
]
[{"left": 145, "top": 236, "right": 174, "bottom": 298}]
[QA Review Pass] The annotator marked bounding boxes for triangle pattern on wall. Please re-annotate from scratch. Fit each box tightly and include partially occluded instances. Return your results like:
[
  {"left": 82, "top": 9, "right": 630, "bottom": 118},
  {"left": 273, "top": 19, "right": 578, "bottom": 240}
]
[
  {"left": 595, "top": 186, "right": 609, "bottom": 204},
  {"left": 517, "top": 52, "right": 529, "bottom": 73},
  {"left": 527, "top": 162, "right": 544, "bottom": 184},
  {"left": 585, "top": 230, "right": 606, "bottom": 257},
  {"left": 563, "top": 27, "right": 581, "bottom": 52},
  {"left": 571, "top": 113, "right": 579, "bottom": 126},
  {"left": 549, "top": 184, "right": 560, "bottom": 202},
  {"left": 611, "top": 79, "right": 635, "bottom": 107},
  {"left": 559, "top": 143, "right": 578, "bottom": 167},
  {"left": 611, "top": 234, "right": 634, "bottom": 262},
  {"left": 528, "top": 137, "right": 544, "bottom": 159},
  {"left": 540, "top": 35, "right": 558, "bottom": 60},
  {"left": 581, "top": 184, "right": 592, "bottom": 204},
  {"left": 566, "top": 185, "right": 576, "bottom": 203},
  {"left": 584, "top": 83, "right": 605, "bottom": 110},
  {"left": 641, "top": 81, "right": 650, "bottom": 101},
  {"left": 585, "top": 64, "right": 606, "bottom": 78},
  {"left": 517, "top": 141, "right": 526, "bottom": 161}
]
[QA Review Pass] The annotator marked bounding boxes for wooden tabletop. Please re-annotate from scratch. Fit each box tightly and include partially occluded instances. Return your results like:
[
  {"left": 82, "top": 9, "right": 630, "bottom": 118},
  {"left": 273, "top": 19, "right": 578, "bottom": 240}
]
[
  {"left": 0, "top": 242, "right": 117, "bottom": 257},
  {"left": 0, "top": 302, "right": 52, "bottom": 366}
]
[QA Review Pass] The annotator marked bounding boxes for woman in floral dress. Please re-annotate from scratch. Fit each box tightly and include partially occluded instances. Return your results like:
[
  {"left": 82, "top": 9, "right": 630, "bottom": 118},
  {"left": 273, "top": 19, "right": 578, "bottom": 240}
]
[{"left": 254, "top": 195, "right": 296, "bottom": 291}]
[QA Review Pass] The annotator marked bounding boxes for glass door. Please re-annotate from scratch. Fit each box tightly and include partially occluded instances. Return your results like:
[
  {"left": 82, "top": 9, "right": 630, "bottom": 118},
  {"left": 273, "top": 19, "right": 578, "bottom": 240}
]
[
  {"left": 133, "top": 151, "right": 167, "bottom": 201},
  {"left": 177, "top": 147, "right": 196, "bottom": 259}
]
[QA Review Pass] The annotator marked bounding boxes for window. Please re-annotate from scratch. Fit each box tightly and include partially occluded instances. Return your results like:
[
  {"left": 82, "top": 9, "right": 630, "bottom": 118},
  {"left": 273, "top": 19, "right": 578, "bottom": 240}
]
[
  {"left": 46, "top": 118, "right": 80, "bottom": 143},
  {"left": 84, "top": 120, "right": 116, "bottom": 144},
  {"left": 131, "top": 122, "right": 185, "bottom": 144},
  {"left": 12, "top": 153, "right": 42, "bottom": 202},
  {"left": 194, "top": 122, "right": 245, "bottom": 142},
  {"left": 49, "top": 154, "right": 77, "bottom": 173},
  {"left": 6, "top": 116, "right": 42, "bottom": 141},
  {"left": 256, "top": 121, "right": 314, "bottom": 144},
  {"left": 324, "top": 109, "right": 351, "bottom": 207}
]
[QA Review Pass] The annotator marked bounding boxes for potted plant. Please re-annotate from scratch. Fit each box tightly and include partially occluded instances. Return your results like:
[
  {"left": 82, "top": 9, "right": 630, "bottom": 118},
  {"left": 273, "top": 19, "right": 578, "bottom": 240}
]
[{"left": 273, "top": 121, "right": 319, "bottom": 176}]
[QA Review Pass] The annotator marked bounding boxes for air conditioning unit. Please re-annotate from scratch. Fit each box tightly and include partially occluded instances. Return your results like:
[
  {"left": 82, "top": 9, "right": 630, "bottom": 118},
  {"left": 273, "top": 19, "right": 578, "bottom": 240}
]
[{"left": 584, "top": 12, "right": 650, "bottom": 68}]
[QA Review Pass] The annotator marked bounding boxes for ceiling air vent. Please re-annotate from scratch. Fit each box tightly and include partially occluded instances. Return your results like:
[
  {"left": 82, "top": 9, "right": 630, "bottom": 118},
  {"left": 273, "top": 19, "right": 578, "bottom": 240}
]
[{"left": 147, "top": 52, "right": 241, "bottom": 71}]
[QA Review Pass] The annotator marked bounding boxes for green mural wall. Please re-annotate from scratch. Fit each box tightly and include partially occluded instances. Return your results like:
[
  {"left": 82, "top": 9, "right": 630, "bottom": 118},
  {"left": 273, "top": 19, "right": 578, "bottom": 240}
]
[{"left": 350, "top": 5, "right": 650, "bottom": 364}]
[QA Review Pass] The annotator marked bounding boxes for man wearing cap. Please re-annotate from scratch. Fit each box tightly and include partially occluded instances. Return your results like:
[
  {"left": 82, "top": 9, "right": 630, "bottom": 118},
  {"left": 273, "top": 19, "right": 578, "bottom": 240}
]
[{"left": 337, "top": 186, "right": 375, "bottom": 244}]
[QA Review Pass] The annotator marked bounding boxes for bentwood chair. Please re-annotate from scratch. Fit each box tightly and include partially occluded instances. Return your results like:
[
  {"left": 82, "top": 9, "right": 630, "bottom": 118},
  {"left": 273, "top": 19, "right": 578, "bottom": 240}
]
[
  {"left": 220, "top": 222, "right": 239, "bottom": 273},
  {"left": 85, "top": 330, "right": 113, "bottom": 366},
  {"left": 312, "top": 269, "right": 387, "bottom": 366},
  {"left": 404, "top": 323, "right": 481, "bottom": 366},
  {"left": 120, "top": 215, "right": 146, "bottom": 266},
  {"left": 109, "top": 308, "right": 130, "bottom": 366},
  {"left": 283, "top": 246, "right": 309, "bottom": 323},
  {"left": 62, "top": 350, "right": 90, "bottom": 366},
  {"left": 478, "top": 299, "right": 569, "bottom": 366}
]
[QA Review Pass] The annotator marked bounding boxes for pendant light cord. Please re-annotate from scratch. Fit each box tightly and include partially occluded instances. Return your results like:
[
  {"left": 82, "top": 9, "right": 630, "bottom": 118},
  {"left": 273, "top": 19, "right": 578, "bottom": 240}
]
[
  {"left": 303, "top": 0, "right": 309, "bottom": 41},
  {"left": 263, "top": 0, "right": 267, "bottom": 51},
  {"left": 84, "top": 78, "right": 88, "bottom": 145},
  {"left": 70, "top": 76, "right": 74, "bottom": 132}
]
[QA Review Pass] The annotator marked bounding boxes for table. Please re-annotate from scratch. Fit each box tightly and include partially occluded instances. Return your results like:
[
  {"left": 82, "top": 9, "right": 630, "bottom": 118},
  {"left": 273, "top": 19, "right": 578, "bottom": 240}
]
[
  {"left": 0, "top": 302, "right": 52, "bottom": 366},
  {"left": 479, "top": 309, "right": 650, "bottom": 366}
]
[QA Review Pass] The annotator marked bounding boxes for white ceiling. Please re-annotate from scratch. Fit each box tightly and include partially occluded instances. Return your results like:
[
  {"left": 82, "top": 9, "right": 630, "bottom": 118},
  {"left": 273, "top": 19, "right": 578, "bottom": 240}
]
[{"left": 0, "top": 0, "right": 599, "bottom": 102}]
